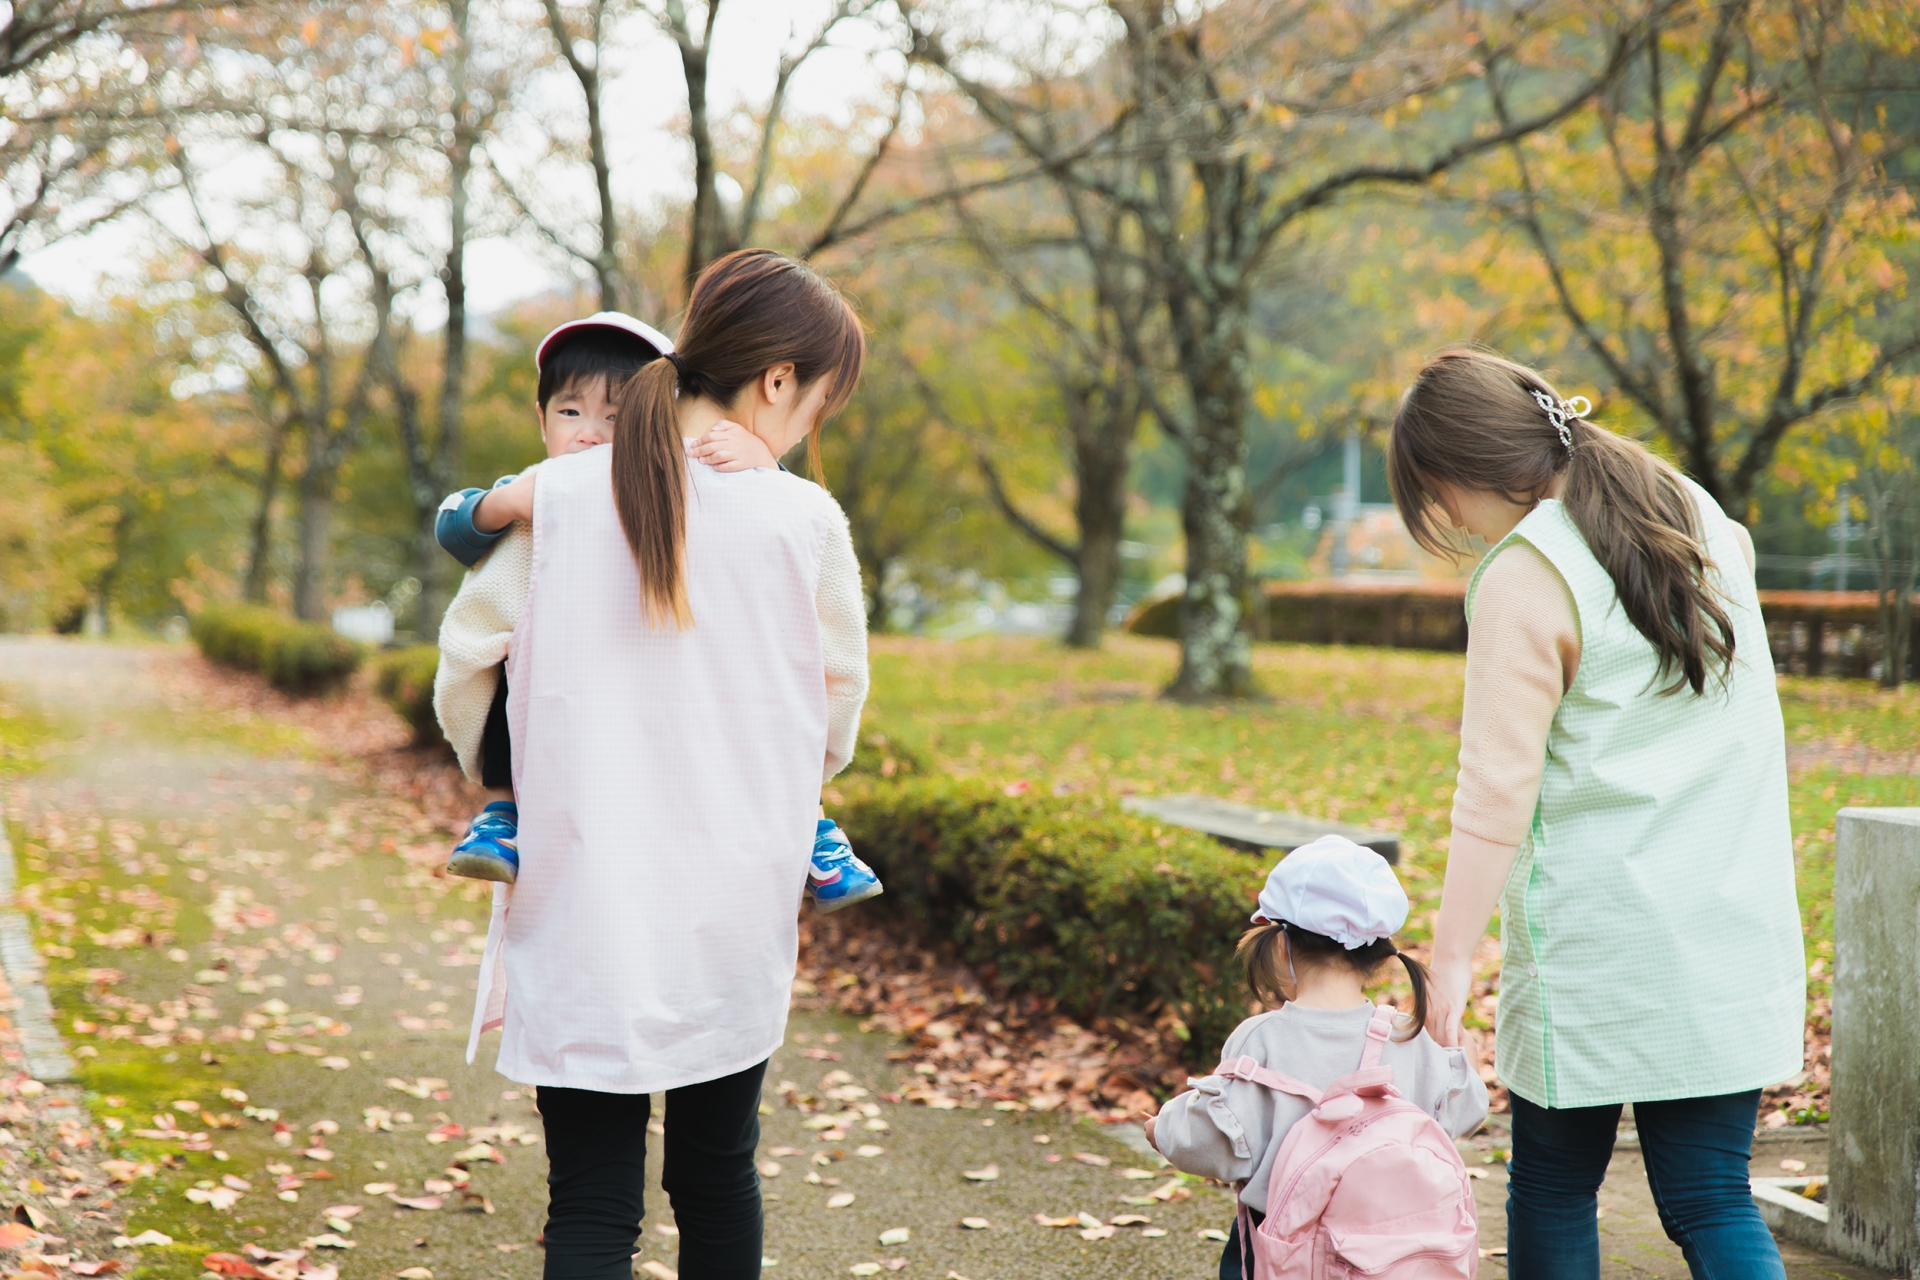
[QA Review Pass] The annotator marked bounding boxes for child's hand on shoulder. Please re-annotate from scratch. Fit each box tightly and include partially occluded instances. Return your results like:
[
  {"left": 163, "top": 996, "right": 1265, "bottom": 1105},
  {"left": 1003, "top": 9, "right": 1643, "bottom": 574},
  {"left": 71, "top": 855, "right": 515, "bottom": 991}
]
[{"left": 687, "top": 421, "right": 778, "bottom": 472}]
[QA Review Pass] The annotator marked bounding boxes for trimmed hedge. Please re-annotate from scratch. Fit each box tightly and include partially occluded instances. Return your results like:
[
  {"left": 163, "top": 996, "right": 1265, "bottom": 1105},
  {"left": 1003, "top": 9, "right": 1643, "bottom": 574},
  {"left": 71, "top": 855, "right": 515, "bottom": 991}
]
[
  {"left": 832, "top": 776, "right": 1264, "bottom": 1061},
  {"left": 191, "top": 603, "right": 362, "bottom": 695},
  {"left": 1129, "top": 580, "right": 1469, "bottom": 652},
  {"left": 373, "top": 645, "right": 444, "bottom": 747}
]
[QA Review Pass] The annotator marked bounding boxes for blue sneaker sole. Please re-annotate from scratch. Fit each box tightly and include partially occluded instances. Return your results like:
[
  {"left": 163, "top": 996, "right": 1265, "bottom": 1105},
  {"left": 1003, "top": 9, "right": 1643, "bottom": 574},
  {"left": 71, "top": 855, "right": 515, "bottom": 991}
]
[
  {"left": 447, "top": 851, "right": 518, "bottom": 883},
  {"left": 811, "top": 879, "right": 883, "bottom": 914}
]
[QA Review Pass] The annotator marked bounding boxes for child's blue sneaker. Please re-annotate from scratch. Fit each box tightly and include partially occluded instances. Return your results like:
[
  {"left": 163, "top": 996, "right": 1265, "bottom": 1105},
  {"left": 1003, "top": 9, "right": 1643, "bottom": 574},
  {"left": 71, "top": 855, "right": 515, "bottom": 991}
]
[
  {"left": 448, "top": 801, "right": 519, "bottom": 883},
  {"left": 807, "top": 819, "right": 881, "bottom": 913}
]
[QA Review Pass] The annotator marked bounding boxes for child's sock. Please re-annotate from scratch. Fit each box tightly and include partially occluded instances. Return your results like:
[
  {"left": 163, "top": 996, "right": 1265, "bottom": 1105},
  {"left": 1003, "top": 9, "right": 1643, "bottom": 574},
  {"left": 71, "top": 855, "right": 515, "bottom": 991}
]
[{"left": 447, "top": 800, "right": 519, "bottom": 883}]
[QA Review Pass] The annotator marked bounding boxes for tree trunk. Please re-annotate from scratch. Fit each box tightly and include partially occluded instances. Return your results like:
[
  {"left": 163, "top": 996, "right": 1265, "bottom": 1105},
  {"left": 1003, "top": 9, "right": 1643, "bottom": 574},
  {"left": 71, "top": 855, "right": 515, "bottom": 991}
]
[
  {"left": 293, "top": 468, "right": 333, "bottom": 622},
  {"left": 416, "top": 0, "right": 475, "bottom": 635},
  {"left": 242, "top": 416, "right": 288, "bottom": 603},
  {"left": 1066, "top": 414, "right": 1131, "bottom": 649},
  {"left": 1168, "top": 306, "right": 1254, "bottom": 698}
]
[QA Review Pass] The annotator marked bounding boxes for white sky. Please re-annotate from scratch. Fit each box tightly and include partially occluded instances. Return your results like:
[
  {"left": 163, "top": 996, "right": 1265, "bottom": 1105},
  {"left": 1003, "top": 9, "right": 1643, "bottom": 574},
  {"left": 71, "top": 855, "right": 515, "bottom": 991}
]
[{"left": 17, "top": 0, "right": 904, "bottom": 316}]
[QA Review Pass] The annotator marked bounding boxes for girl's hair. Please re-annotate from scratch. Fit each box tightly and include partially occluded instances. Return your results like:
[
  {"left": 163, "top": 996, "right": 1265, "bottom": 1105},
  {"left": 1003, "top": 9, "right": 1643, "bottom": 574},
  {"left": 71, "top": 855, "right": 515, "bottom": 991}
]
[
  {"left": 1387, "top": 349, "right": 1735, "bottom": 696},
  {"left": 1235, "top": 920, "right": 1431, "bottom": 1042},
  {"left": 611, "top": 248, "right": 864, "bottom": 627}
]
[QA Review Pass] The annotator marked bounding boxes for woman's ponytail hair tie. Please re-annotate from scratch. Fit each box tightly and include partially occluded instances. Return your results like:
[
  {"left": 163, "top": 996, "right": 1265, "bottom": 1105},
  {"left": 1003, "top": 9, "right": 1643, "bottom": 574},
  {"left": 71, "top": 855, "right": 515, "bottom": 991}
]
[
  {"left": 1530, "top": 389, "right": 1592, "bottom": 458},
  {"left": 665, "top": 351, "right": 690, "bottom": 383}
]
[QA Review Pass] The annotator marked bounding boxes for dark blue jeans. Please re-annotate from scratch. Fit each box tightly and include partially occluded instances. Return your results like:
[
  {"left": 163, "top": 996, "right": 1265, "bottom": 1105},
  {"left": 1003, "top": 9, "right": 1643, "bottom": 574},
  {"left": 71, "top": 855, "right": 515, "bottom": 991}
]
[{"left": 1508, "top": 1089, "right": 1785, "bottom": 1280}]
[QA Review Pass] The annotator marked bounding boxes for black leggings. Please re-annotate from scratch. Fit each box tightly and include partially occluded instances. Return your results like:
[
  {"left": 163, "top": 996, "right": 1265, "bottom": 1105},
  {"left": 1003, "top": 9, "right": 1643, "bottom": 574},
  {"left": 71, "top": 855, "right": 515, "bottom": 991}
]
[
  {"left": 536, "top": 1061, "right": 767, "bottom": 1280},
  {"left": 480, "top": 669, "right": 512, "bottom": 789}
]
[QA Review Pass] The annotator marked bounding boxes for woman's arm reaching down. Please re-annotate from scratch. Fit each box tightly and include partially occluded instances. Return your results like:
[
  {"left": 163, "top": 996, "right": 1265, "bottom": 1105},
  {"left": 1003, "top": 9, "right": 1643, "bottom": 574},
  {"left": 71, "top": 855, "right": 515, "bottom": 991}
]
[{"left": 817, "top": 503, "right": 869, "bottom": 782}]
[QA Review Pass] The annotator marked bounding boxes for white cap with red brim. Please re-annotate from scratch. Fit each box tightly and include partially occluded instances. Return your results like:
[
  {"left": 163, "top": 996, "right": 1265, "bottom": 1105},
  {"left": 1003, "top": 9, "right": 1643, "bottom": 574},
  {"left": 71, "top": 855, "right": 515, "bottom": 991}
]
[{"left": 535, "top": 311, "right": 674, "bottom": 371}]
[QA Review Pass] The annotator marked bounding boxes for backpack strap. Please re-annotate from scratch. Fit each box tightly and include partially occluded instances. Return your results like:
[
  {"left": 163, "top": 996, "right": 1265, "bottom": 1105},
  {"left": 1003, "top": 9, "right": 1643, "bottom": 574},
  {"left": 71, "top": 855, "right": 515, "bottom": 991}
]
[
  {"left": 1215, "top": 1055, "right": 1324, "bottom": 1106},
  {"left": 1358, "top": 1002, "right": 1399, "bottom": 1070}
]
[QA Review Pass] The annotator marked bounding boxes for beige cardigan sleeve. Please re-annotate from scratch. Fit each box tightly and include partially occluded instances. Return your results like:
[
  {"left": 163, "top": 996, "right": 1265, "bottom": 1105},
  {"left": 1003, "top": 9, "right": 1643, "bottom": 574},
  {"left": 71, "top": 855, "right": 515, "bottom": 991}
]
[
  {"left": 817, "top": 498, "right": 870, "bottom": 782},
  {"left": 1451, "top": 544, "right": 1580, "bottom": 846},
  {"left": 433, "top": 527, "right": 532, "bottom": 784},
  {"left": 1451, "top": 517, "right": 1759, "bottom": 846}
]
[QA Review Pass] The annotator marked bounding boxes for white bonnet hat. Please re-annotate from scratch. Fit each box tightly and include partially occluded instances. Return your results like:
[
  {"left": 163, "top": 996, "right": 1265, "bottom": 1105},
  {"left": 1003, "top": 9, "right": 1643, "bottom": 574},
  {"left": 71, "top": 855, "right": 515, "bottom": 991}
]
[{"left": 1253, "top": 834, "right": 1409, "bottom": 950}]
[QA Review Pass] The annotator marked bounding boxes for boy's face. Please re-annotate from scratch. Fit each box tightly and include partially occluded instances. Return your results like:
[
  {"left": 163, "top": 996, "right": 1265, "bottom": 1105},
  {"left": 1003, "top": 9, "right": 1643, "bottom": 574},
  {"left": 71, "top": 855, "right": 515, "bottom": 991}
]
[{"left": 538, "top": 375, "right": 618, "bottom": 457}]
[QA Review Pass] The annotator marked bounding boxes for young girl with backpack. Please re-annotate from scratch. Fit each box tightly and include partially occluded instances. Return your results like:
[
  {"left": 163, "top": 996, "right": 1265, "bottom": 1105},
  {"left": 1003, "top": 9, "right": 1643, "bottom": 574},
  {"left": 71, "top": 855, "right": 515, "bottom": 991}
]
[
  {"left": 1393, "top": 351, "right": 1802, "bottom": 1279},
  {"left": 1149, "top": 835, "right": 1489, "bottom": 1279}
]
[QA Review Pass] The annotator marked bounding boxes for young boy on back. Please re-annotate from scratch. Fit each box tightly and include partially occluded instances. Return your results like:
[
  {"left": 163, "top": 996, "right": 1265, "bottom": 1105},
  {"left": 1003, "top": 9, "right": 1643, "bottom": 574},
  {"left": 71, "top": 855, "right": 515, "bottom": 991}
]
[{"left": 430, "top": 311, "right": 882, "bottom": 910}]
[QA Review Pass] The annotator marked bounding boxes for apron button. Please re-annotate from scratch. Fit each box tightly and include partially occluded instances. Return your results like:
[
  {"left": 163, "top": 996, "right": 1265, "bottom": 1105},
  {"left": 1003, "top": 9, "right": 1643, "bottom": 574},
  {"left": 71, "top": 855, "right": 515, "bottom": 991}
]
[{"left": 1528, "top": 963, "right": 1538, "bottom": 976}]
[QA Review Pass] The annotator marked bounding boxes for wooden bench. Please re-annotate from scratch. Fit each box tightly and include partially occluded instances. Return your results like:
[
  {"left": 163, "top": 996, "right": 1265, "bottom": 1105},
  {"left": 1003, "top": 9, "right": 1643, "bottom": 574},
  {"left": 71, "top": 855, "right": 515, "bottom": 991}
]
[{"left": 1121, "top": 793, "right": 1400, "bottom": 864}]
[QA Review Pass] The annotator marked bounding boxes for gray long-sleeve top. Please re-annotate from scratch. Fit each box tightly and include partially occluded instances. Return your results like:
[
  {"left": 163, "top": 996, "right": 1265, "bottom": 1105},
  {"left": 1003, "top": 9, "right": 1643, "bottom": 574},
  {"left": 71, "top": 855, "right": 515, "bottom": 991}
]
[{"left": 1154, "top": 1003, "right": 1490, "bottom": 1210}]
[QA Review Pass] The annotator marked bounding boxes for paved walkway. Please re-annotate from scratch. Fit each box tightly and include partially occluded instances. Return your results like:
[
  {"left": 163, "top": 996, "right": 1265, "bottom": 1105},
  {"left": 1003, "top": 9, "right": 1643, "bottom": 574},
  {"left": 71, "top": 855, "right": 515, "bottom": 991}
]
[{"left": 0, "top": 640, "right": 1887, "bottom": 1280}]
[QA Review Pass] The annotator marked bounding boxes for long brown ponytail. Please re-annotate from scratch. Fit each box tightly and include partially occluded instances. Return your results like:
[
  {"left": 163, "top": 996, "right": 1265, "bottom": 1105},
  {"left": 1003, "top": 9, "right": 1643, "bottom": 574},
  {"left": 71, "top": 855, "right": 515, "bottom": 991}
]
[
  {"left": 1387, "top": 350, "right": 1735, "bottom": 696},
  {"left": 611, "top": 248, "right": 865, "bottom": 627}
]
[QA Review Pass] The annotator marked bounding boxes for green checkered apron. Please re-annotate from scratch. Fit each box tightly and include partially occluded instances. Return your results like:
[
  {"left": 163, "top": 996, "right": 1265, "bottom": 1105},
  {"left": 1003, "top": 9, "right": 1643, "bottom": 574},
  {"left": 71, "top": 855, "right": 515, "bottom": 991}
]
[{"left": 1467, "top": 483, "right": 1804, "bottom": 1108}]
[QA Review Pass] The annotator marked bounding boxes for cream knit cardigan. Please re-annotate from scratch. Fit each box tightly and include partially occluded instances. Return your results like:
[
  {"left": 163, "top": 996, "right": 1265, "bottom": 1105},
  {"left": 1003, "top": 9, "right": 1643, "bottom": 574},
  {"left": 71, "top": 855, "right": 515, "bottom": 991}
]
[{"left": 432, "top": 463, "right": 870, "bottom": 785}]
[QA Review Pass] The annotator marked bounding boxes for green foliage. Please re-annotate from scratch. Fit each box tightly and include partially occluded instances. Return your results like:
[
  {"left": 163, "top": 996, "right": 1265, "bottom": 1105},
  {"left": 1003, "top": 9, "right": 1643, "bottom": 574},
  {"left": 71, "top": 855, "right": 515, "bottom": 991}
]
[
  {"left": 833, "top": 775, "right": 1262, "bottom": 1059},
  {"left": 372, "top": 644, "right": 444, "bottom": 746},
  {"left": 190, "top": 604, "right": 361, "bottom": 695},
  {"left": 0, "top": 685, "right": 59, "bottom": 774}
]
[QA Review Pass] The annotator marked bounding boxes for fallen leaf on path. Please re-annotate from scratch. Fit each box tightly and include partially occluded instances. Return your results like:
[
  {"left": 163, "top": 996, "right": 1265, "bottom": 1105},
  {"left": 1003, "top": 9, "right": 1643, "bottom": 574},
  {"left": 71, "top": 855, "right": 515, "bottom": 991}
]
[
  {"left": 0, "top": 1224, "right": 37, "bottom": 1247},
  {"left": 961, "top": 1165, "right": 998, "bottom": 1182},
  {"left": 424, "top": 1124, "right": 464, "bottom": 1144},
  {"left": 200, "top": 1255, "right": 265, "bottom": 1278},
  {"left": 637, "top": 1263, "right": 676, "bottom": 1280},
  {"left": 110, "top": 1232, "right": 171, "bottom": 1248},
  {"left": 854, "top": 1146, "right": 885, "bottom": 1159},
  {"left": 387, "top": 1195, "right": 443, "bottom": 1211},
  {"left": 1080, "top": 1224, "right": 1116, "bottom": 1240},
  {"left": 361, "top": 1183, "right": 398, "bottom": 1196},
  {"left": 396, "top": 1269, "right": 433, "bottom": 1279},
  {"left": 1071, "top": 1153, "right": 1111, "bottom": 1167},
  {"left": 1140, "top": 1227, "right": 1167, "bottom": 1238},
  {"left": 1780, "top": 1158, "right": 1807, "bottom": 1173},
  {"left": 826, "top": 1193, "right": 855, "bottom": 1209},
  {"left": 299, "top": 1235, "right": 355, "bottom": 1250},
  {"left": 222, "top": 1175, "right": 252, "bottom": 1192},
  {"left": 767, "top": 1147, "right": 800, "bottom": 1158},
  {"left": 959, "top": 1217, "right": 990, "bottom": 1230},
  {"left": 319, "top": 1057, "right": 350, "bottom": 1071},
  {"left": 323, "top": 1206, "right": 362, "bottom": 1220},
  {"left": 1076, "top": 1212, "right": 1102, "bottom": 1230},
  {"left": 452, "top": 1143, "right": 502, "bottom": 1163},
  {"left": 1111, "top": 1214, "right": 1152, "bottom": 1226},
  {"left": 1198, "top": 1228, "right": 1229, "bottom": 1242},
  {"left": 758, "top": 1161, "right": 781, "bottom": 1178},
  {"left": 1148, "top": 1177, "right": 1188, "bottom": 1201},
  {"left": 849, "top": 1267, "right": 881, "bottom": 1278},
  {"left": 877, "top": 1228, "right": 910, "bottom": 1246},
  {"left": 1034, "top": 1214, "right": 1078, "bottom": 1227},
  {"left": 1118, "top": 1167, "right": 1156, "bottom": 1179},
  {"left": 70, "top": 1263, "right": 119, "bottom": 1276}
]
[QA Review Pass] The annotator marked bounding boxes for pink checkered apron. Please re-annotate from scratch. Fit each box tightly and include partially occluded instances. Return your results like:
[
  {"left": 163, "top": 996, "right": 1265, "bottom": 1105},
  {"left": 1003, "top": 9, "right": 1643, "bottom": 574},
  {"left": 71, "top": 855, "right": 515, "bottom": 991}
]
[{"left": 465, "top": 444, "right": 833, "bottom": 1092}]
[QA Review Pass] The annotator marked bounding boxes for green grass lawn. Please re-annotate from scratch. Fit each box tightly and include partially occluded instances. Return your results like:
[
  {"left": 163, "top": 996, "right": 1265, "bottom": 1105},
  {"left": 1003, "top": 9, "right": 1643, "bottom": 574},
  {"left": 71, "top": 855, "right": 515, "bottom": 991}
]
[{"left": 866, "top": 635, "right": 1920, "bottom": 973}]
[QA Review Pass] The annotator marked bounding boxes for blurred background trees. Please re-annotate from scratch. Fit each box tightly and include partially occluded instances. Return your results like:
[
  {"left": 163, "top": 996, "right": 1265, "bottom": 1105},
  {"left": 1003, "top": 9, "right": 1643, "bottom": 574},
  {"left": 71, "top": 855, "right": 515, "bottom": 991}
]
[{"left": 1, "top": 0, "right": 1916, "bottom": 690}]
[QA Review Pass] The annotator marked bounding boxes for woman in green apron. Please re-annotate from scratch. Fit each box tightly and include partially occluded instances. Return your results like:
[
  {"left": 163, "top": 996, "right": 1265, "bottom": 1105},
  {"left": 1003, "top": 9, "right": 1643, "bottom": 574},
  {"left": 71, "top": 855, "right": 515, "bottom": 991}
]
[{"left": 1388, "top": 351, "right": 1804, "bottom": 1279}]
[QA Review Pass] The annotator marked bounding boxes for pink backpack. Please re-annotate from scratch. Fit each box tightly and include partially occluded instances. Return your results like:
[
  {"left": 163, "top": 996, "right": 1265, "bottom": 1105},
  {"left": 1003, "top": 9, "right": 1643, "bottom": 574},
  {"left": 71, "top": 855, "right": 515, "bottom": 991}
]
[{"left": 1216, "top": 1003, "right": 1479, "bottom": 1279}]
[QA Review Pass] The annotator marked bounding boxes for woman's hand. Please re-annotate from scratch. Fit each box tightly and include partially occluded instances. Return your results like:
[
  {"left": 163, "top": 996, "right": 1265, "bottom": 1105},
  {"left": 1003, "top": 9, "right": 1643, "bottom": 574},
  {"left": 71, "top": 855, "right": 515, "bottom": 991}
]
[
  {"left": 1424, "top": 827, "right": 1520, "bottom": 1048},
  {"left": 1425, "top": 951, "right": 1474, "bottom": 1049},
  {"left": 687, "top": 420, "right": 778, "bottom": 471},
  {"left": 473, "top": 472, "right": 536, "bottom": 534}
]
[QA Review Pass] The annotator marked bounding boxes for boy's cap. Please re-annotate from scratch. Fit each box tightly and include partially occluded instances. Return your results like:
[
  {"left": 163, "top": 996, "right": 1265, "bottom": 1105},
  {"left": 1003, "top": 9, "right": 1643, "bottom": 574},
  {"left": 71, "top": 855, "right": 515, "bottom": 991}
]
[
  {"left": 535, "top": 312, "right": 674, "bottom": 371},
  {"left": 1253, "top": 834, "right": 1408, "bottom": 950}
]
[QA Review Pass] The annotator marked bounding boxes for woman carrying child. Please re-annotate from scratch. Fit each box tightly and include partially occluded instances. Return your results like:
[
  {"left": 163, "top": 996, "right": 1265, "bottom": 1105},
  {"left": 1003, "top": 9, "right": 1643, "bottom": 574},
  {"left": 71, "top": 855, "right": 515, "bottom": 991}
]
[
  {"left": 453, "top": 249, "right": 870, "bottom": 1280},
  {"left": 1393, "top": 351, "right": 1804, "bottom": 1278}
]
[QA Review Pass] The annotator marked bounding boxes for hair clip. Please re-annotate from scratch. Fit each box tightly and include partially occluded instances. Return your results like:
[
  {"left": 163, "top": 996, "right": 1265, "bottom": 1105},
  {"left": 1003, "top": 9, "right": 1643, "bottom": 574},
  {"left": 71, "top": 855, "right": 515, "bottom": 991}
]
[{"left": 1531, "top": 389, "right": 1591, "bottom": 455}]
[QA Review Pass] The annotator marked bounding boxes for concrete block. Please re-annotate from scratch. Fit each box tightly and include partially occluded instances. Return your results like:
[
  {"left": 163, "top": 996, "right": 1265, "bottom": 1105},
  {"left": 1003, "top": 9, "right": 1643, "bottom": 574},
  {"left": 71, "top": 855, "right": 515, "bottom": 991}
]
[{"left": 1829, "top": 806, "right": 1920, "bottom": 1275}]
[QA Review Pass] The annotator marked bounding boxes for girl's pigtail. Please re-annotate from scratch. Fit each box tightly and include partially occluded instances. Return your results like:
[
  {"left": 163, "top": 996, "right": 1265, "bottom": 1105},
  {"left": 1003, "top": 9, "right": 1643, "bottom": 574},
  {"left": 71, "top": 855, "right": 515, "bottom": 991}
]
[
  {"left": 1235, "top": 922, "right": 1289, "bottom": 1008},
  {"left": 1392, "top": 948, "right": 1434, "bottom": 1042}
]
